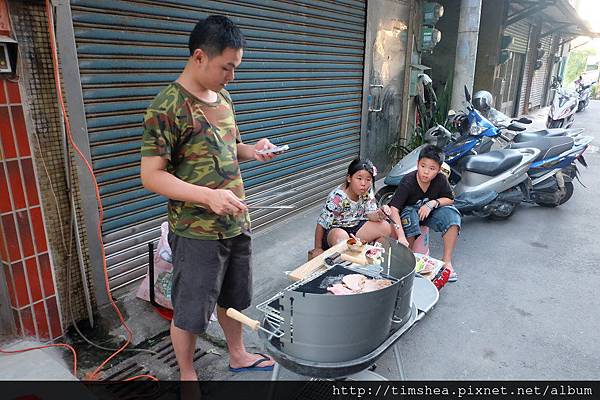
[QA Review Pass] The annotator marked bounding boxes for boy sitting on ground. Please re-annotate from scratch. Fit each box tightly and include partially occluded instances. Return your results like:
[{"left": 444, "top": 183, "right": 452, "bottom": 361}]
[{"left": 388, "top": 145, "right": 462, "bottom": 282}]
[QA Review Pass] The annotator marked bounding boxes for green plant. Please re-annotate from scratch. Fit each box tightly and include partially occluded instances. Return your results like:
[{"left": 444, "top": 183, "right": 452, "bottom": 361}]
[
  {"left": 432, "top": 71, "right": 453, "bottom": 128},
  {"left": 388, "top": 128, "right": 423, "bottom": 163},
  {"left": 564, "top": 49, "right": 596, "bottom": 86}
]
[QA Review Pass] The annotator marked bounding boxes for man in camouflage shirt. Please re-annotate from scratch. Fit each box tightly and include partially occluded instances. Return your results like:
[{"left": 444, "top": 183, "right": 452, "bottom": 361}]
[{"left": 141, "top": 15, "right": 277, "bottom": 380}]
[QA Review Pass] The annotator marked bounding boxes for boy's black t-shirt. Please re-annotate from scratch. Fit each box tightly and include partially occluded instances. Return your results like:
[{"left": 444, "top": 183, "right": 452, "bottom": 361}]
[{"left": 389, "top": 171, "right": 454, "bottom": 211}]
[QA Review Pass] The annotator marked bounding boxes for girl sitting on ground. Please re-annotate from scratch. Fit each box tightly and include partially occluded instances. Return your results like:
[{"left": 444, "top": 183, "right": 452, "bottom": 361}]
[{"left": 310, "top": 158, "right": 393, "bottom": 258}]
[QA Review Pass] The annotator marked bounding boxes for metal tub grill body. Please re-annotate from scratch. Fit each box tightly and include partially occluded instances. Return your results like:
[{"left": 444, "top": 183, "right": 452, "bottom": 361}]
[
  {"left": 256, "top": 242, "right": 417, "bottom": 365},
  {"left": 382, "top": 240, "right": 417, "bottom": 325},
  {"left": 273, "top": 265, "right": 401, "bottom": 363}
]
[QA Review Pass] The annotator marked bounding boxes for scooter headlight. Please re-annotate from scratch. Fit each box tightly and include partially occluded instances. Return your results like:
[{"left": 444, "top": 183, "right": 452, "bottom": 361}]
[{"left": 469, "top": 123, "right": 486, "bottom": 136}]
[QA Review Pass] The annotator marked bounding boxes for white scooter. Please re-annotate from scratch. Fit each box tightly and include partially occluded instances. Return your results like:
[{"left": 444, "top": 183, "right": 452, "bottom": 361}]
[
  {"left": 547, "top": 76, "right": 578, "bottom": 129},
  {"left": 575, "top": 76, "right": 592, "bottom": 112}
]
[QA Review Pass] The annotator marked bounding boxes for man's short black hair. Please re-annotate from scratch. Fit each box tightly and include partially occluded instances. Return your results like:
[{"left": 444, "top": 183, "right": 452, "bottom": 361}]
[
  {"left": 188, "top": 15, "right": 246, "bottom": 57},
  {"left": 418, "top": 144, "right": 445, "bottom": 166}
]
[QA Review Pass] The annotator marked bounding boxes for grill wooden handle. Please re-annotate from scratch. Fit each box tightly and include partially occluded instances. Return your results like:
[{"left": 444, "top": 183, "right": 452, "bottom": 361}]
[{"left": 226, "top": 308, "right": 260, "bottom": 331}]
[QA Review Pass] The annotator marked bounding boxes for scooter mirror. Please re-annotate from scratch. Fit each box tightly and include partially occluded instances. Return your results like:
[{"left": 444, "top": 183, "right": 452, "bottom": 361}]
[
  {"left": 464, "top": 85, "right": 471, "bottom": 103},
  {"left": 507, "top": 123, "right": 526, "bottom": 132},
  {"left": 517, "top": 117, "right": 532, "bottom": 124}
]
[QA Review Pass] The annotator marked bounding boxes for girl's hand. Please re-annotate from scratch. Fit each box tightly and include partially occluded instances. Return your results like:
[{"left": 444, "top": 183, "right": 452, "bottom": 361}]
[
  {"left": 309, "top": 248, "right": 324, "bottom": 260},
  {"left": 367, "top": 211, "right": 383, "bottom": 222},
  {"left": 397, "top": 236, "right": 409, "bottom": 247},
  {"left": 381, "top": 205, "right": 391, "bottom": 217}
]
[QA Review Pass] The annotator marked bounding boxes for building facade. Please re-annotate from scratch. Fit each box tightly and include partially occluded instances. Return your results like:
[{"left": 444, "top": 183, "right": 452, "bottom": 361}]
[{"left": 1, "top": 0, "right": 426, "bottom": 340}]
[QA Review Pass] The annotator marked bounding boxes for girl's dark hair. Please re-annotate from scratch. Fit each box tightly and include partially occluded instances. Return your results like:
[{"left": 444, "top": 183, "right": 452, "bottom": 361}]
[
  {"left": 188, "top": 15, "right": 246, "bottom": 57},
  {"left": 345, "top": 158, "right": 376, "bottom": 187}
]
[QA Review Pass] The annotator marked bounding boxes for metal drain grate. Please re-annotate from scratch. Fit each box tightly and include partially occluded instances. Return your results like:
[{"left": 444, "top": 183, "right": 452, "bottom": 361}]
[{"left": 98, "top": 331, "right": 224, "bottom": 381}]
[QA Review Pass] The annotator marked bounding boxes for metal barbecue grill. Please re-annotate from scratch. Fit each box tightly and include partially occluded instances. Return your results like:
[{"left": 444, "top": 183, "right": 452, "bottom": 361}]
[{"left": 229, "top": 241, "right": 439, "bottom": 380}]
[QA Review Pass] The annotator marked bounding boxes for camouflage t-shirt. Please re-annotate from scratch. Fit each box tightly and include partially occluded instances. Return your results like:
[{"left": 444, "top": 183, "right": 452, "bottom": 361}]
[{"left": 141, "top": 82, "right": 249, "bottom": 240}]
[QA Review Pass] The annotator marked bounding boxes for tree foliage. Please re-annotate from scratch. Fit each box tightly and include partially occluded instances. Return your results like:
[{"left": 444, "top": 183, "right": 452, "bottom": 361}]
[{"left": 564, "top": 48, "right": 596, "bottom": 86}]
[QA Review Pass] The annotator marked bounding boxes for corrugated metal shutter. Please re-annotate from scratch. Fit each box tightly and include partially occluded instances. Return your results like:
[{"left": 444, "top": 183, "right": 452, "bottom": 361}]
[
  {"left": 529, "top": 34, "right": 552, "bottom": 109},
  {"left": 505, "top": 20, "right": 529, "bottom": 54},
  {"left": 543, "top": 34, "right": 560, "bottom": 107},
  {"left": 504, "top": 20, "right": 531, "bottom": 115},
  {"left": 69, "top": 0, "right": 366, "bottom": 297}
]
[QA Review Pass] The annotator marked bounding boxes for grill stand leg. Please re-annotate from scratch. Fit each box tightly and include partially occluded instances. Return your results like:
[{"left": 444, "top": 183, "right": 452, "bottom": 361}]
[
  {"left": 393, "top": 343, "right": 406, "bottom": 380},
  {"left": 267, "top": 363, "right": 281, "bottom": 400},
  {"left": 270, "top": 362, "right": 281, "bottom": 381}
]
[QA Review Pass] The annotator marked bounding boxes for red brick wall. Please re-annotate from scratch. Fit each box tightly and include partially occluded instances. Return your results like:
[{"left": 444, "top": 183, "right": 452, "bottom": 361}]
[{"left": 0, "top": 78, "right": 63, "bottom": 340}]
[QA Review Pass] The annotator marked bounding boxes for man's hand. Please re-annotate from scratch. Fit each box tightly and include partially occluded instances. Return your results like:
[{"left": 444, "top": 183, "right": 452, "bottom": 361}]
[
  {"left": 206, "top": 189, "right": 248, "bottom": 216},
  {"left": 254, "top": 138, "right": 278, "bottom": 162}
]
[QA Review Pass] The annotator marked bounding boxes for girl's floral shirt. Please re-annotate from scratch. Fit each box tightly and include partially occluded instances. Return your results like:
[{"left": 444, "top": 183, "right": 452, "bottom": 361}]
[{"left": 317, "top": 186, "right": 378, "bottom": 229}]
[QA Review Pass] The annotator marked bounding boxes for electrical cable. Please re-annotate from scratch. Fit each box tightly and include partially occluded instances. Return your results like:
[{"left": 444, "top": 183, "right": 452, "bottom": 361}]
[{"left": 43, "top": 0, "right": 158, "bottom": 381}]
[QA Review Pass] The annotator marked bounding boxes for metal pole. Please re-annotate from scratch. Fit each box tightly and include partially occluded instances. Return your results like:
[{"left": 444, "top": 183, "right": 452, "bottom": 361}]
[
  {"left": 54, "top": 0, "right": 109, "bottom": 306},
  {"left": 50, "top": 0, "right": 94, "bottom": 328},
  {"left": 451, "top": 0, "right": 483, "bottom": 110}
]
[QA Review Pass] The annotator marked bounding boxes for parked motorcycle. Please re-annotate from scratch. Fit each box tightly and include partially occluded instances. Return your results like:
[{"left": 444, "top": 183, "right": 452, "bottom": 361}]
[
  {"left": 484, "top": 105, "right": 584, "bottom": 144},
  {"left": 547, "top": 76, "right": 578, "bottom": 128},
  {"left": 467, "top": 87, "right": 591, "bottom": 207},
  {"left": 378, "top": 86, "right": 589, "bottom": 213},
  {"left": 376, "top": 123, "right": 540, "bottom": 219},
  {"left": 508, "top": 134, "right": 592, "bottom": 206},
  {"left": 471, "top": 98, "right": 590, "bottom": 206},
  {"left": 575, "top": 75, "right": 592, "bottom": 112}
]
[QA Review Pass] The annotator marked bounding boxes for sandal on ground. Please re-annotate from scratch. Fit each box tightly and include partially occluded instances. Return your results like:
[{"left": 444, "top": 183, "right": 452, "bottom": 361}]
[{"left": 228, "top": 353, "right": 274, "bottom": 372}]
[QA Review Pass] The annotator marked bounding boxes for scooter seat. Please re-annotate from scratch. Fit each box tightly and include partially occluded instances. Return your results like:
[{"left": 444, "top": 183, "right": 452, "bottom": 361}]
[
  {"left": 509, "top": 136, "right": 574, "bottom": 162},
  {"left": 461, "top": 149, "right": 523, "bottom": 176},
  {"left": 512, "top": 129, "right": 567, "bottom": 142}
]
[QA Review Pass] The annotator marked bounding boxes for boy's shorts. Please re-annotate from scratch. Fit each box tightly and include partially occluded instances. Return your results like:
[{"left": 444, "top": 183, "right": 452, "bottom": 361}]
[
  {"left": 168, "top": 231, "right": 252, "bottom": 334},
  {"left": 322, "top": 220, "right": 367, "bottom": 250},
  {"left": 400, "top": 205, "right": 461, "bottom": 238}
]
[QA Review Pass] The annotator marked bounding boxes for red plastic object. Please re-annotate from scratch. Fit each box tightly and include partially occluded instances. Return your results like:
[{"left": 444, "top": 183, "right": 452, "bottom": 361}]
[
  {"left": 153, "top": 306, "right": 173, "bottom": 321},
  {"left": 432, "top": 266, "right": 450, "bottom": 290}
]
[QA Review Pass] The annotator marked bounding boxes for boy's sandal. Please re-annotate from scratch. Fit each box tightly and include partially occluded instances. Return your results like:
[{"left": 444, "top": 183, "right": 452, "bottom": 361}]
[{"left": 448, "top": 272, "right": 458, "bottom": 282}]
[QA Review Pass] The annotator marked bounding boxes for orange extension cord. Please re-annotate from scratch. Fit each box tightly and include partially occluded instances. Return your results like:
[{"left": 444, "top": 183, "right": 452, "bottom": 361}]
[{"left": 0, "top": 1, "right": 158, "bottom": 383}]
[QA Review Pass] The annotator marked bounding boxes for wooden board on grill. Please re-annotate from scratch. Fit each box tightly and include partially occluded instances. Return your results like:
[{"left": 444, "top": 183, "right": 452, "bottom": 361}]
[{"left": 287, "top": 241, "right": 347, "bottom": 281}]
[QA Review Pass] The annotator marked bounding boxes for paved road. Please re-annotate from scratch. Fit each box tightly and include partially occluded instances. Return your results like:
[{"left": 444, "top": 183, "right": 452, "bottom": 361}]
[{"left": 375, "top": 101, "right": 600, "bottom": 380}]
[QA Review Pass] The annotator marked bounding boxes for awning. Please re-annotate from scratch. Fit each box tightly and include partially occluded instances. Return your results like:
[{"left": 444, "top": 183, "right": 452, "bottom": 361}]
[{"left": 505, "top": 0, "right": 599, "bottom": 39}]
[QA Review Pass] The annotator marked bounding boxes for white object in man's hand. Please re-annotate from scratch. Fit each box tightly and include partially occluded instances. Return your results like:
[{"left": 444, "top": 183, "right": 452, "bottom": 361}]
[
  {"left": 254, "top": 138, "right": 280, "bottom": 162},
  {"left": 206, "top": 189, "right": 247, "bottom": 216}
]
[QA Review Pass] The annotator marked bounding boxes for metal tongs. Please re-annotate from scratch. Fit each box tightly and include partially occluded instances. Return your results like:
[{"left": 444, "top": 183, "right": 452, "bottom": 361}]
[{"left": 244, "top": 188, "right": 298, "bottom": 210}]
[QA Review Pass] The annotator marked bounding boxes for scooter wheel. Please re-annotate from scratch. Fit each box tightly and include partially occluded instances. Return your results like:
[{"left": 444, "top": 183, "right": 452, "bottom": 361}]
[
  {"left": 375, "top": 185, "right": 396, "bottom": 207},
  {"left": 535, "top": 181, "right": 574, "bottom": 207},
  {"left": 487, "top": 203, "right": 516, "bottom": 220}
]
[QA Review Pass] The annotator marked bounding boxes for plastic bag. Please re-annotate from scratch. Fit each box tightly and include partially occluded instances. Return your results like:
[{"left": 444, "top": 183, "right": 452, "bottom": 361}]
[{"left": 136, "top": 222, "right": 173, "bottom": 309}]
